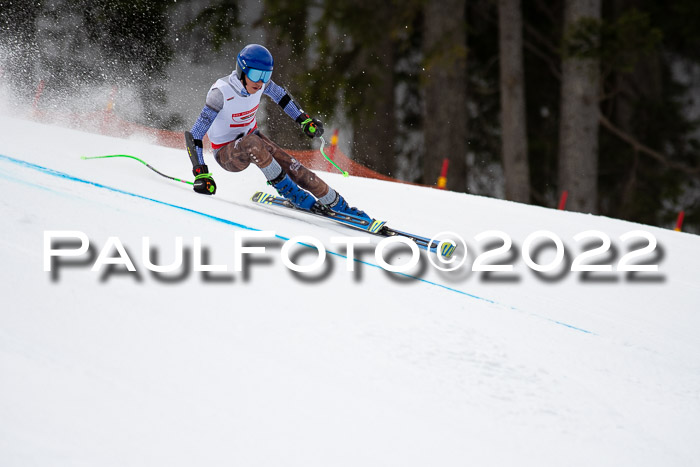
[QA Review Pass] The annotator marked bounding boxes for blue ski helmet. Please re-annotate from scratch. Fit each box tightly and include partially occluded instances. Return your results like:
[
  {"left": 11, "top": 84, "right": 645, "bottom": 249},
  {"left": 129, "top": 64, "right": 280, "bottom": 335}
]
[{"left": 236, "top": 44, "right": 274, "bottom": 83}]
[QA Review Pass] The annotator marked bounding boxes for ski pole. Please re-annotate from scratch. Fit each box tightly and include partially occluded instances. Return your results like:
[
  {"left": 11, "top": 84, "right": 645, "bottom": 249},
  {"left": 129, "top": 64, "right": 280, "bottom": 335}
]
[
  {"left": 319, "top": 136, "right": 349, "bottom": 177},
  {"left": 81, "top": 154, "right": 194, "bottom": 185}
]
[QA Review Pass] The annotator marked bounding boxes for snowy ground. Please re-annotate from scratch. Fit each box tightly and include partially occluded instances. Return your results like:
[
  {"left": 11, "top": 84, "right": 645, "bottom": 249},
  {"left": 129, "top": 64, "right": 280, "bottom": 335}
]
[{"left": 1, "top": 114, "right": 699, "bottom": 466}]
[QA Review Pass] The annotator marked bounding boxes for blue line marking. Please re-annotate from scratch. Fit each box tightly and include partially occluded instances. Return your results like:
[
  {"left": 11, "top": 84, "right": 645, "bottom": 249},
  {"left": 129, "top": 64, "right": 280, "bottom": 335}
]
[
  {"left": 0, "top": 153, "right": 595, "bottom": 335},
  {"left": 549, "top": 320, "right": 593, "bottom": 334}
]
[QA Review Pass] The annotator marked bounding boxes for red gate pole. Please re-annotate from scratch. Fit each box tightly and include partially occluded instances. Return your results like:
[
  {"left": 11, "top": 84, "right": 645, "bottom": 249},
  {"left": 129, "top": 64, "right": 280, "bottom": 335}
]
[
  {"left": 102, "top": 86, "right": 118, "bottom": 134},
  {"left": 437, "top": 158, "right": 449, "bottom": 189},
  {"left": 32, "top": 79, "right": 45, "bottom": 116},
  {"left": 675, "top": 211, "right": 685, "bottom": 232},
  {"left": 558, "top": 190, "right": 569, "bottom": 210},
  {"left": 330, "top": 128, "right": 339, "bottom": 158}
]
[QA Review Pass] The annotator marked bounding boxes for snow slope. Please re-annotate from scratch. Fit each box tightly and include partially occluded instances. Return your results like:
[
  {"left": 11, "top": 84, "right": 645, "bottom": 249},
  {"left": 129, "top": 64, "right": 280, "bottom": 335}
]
[{"left": 1, "top": 114, "right": 699, "bottom": 466}]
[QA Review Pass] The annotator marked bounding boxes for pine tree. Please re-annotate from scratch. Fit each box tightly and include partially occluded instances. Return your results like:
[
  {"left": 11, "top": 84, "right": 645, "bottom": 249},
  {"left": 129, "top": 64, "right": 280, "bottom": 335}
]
[
  {"left": 422, "top": 0, "right": 468, "bottom": 190},
  {"left": 558, "top": 0, "right": 602, "bottom": 214},
  {"left": 498, "top": 0, "right": 530, "bottom": 202}
]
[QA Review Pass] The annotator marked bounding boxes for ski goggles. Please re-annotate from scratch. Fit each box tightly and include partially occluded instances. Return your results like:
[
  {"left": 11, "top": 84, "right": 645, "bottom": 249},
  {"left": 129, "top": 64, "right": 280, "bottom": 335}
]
[{"left": 245, "top": 68, "right": 272, "bottom": 83}]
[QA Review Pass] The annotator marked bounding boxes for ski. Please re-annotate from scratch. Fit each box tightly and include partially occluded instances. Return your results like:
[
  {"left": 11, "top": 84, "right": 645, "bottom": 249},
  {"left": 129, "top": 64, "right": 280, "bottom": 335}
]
[
  {"left": 251, "top": 191, "right": 456, "bottom": 258},
  {"left": 379, "top": 226, "right": 457, "bottom": 258},
  {"left": 252, "top": 191, "right": 386, "bottom": 233}
]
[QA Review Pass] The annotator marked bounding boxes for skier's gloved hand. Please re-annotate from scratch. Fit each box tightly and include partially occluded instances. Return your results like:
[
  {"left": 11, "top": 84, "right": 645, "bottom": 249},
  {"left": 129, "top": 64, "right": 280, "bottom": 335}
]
[
  {"left": 193, "top": 164, "right": 216, "bottom": 195},
  {"left": 296, "top": 113, "right": 324, "bottom": 139}
]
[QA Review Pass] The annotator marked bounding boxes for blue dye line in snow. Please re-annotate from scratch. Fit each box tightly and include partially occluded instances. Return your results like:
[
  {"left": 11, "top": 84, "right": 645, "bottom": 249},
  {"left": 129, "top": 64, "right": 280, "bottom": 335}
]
[
  {"left": 550, "top": 320, "right": 593, "bottom": 333},
  {"left": 0, "top": 153, "right": 594, "bottom": 335}
]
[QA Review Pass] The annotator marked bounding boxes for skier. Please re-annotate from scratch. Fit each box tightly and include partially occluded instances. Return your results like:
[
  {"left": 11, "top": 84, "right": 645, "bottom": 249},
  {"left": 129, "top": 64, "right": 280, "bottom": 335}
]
[{"left": 185, "top": 43, "right": 370, "bottom": 221}]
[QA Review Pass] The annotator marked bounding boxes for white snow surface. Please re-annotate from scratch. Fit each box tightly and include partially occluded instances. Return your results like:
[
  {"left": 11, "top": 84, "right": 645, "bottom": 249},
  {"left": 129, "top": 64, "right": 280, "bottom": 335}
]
[{"left": 1, "top": 114, "right": 699, "bottom": 466}]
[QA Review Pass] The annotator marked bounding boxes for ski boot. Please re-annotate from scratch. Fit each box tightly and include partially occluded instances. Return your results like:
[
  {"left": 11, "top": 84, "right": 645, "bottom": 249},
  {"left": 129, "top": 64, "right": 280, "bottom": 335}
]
[
  {"left": 324, "top": 193, "right": 372, "bottom": 222},
  {"left": 270, "top": 173, "right": 316, "bottom": 210}
]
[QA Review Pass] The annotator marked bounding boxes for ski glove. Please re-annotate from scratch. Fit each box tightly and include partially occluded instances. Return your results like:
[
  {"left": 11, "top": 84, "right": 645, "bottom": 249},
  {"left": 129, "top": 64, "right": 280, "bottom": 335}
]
[
  {"left": 193, "top": 164, "right": 216, "bottom": 195},
  {"left": 296, "top": 113, "right": 324, "bottom": 139}
]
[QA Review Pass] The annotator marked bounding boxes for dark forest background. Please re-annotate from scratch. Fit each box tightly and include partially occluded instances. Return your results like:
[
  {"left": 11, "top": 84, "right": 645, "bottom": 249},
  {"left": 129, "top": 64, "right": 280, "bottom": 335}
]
[{"left": 1, "top": 0, "right": 699, "bottom": 232}]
